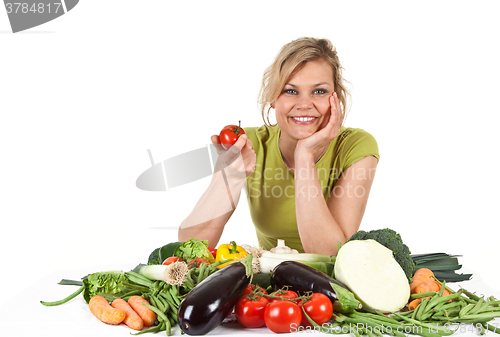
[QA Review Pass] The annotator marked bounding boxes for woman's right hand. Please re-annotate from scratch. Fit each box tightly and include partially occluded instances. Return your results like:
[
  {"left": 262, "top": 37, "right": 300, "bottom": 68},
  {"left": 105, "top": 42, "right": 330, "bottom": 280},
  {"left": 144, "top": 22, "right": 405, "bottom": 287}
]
[{"left": 211, "top": 134, "right": 256, "bottom": 178}]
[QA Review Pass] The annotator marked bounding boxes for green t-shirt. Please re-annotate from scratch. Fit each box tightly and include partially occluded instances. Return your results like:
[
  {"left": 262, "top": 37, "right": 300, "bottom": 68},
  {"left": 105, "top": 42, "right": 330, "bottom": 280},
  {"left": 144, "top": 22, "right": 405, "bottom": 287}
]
[{"left": 244, "top": 124, "right": 380, "bottom": 252}]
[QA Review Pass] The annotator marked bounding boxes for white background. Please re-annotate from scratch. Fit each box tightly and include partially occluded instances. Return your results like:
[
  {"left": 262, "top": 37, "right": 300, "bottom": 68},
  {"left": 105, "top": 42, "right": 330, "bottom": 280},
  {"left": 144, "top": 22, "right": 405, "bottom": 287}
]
[{"left": 1, "top": 0, "right": 499, "bottom": 333}]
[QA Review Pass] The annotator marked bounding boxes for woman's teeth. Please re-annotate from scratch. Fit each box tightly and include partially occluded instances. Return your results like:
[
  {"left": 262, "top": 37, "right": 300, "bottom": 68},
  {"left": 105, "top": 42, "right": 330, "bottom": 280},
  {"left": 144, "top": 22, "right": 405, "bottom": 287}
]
[{"left": 292, "top": 117, "right": 316, "bottom": 122}]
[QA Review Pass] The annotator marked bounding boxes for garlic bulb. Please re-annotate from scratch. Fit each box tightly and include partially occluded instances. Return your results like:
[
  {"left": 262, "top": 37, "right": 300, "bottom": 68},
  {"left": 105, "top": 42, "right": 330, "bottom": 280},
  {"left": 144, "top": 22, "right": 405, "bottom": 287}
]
[{"left": 270, "top": 239, "right": 299, "bottom": 254}]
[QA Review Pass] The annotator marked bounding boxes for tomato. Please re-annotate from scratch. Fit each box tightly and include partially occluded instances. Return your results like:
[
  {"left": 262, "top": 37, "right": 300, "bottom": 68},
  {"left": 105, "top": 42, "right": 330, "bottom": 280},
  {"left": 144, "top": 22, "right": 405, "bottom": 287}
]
[
  {"left": 268, "top": 289, "right": 299, "bottom": 303},
  {"left": 189, "top": 258, "right": 210, "bottom": 267},
  {"left": 264, "top": 300, "right": 302, "bottom": 333},
  {"left": 242, "top": 284, "right": 268, "bottom": 297},
  {"left": 219, "top": 121, "right": 245, "bottom": 150},
  {"left": 235, "top": 295, "right": 269, "bottom": 328},
  {"left": 162, "top": 256, "right": 181, "bottom": 265},
  {"left": 299, "top": 293, "right": 333, "bottom": 327},
  {"left": 208, "top": 247, "right": 217, "bottom": 259}
]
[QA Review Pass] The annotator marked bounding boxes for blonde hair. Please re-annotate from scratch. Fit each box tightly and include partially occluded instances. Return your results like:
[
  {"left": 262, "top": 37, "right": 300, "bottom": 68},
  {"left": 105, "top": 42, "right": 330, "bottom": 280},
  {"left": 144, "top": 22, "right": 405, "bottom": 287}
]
[{"left": 258, "top": 37, "right": 351, "bottom": 126}]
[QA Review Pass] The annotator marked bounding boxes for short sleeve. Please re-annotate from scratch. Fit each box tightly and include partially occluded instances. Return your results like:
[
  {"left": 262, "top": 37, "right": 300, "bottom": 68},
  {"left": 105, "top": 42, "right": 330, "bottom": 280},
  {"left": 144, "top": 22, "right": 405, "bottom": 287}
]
[{"left": 338, "top": 128, "right": 380, "bottom": 170}]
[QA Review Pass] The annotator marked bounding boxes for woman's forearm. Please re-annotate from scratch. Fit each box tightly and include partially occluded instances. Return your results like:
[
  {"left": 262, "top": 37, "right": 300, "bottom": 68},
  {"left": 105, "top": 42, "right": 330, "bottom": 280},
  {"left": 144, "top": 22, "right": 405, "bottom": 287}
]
[
  {"left": 294, "top": 152, "right": 346, "bottom": 255},
  {"left": 178, "top": 168, "right": 246, "bottom": 247}
]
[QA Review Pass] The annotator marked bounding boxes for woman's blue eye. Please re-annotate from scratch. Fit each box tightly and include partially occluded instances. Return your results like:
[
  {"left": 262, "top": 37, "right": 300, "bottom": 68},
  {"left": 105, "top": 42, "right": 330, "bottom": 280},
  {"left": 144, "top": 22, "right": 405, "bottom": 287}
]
[
  {"left": 284, "top": 89, "right": 297, "bottom": 95},
  {"left": 314, "top": 89, "right": 327, "bottom": 95}
]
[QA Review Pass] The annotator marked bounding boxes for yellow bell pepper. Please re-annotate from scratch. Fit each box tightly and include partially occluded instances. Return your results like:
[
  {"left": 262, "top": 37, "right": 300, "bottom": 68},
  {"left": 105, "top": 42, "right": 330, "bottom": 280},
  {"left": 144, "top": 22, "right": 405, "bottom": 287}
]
[{"left": 215, "top": 241, "right": 248, "bottom": 268}]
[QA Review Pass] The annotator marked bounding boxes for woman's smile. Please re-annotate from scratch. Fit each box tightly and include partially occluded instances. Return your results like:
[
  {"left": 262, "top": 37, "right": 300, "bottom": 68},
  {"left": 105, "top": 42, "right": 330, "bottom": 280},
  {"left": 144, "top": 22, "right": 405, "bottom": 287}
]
[
  {"left": 273, "top": 59, "right": 334, "bottom": 141},
  {"left": 290, "top": 116, "right": 319, "bottom": 124}
]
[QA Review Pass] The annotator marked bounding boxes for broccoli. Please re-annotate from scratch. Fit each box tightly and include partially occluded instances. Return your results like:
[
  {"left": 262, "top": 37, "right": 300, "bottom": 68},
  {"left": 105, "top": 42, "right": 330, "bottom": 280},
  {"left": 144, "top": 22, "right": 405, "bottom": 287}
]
[
  {"left": 147, "top": 241, "right": 183, "bottom": 265},
  {"left": 147, "top": 247, "right": 161, "bottom": 265},
  {"left": 347, "top": 228, "right": 415, "bottom": 281}
]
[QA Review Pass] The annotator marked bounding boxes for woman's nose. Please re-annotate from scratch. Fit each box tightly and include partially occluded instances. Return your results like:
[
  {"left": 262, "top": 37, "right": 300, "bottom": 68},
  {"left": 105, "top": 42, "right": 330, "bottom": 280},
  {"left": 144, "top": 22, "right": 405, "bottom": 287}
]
[{"left": 296, "top": 94, "right": 313, "bottom": 110}]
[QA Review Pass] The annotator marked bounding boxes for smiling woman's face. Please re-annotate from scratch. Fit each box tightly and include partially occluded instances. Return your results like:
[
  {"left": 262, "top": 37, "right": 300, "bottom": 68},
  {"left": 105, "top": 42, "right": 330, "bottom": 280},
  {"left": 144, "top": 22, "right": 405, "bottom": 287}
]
[{"left": 274, "top": 59, "right": 334, "bottom": 141}]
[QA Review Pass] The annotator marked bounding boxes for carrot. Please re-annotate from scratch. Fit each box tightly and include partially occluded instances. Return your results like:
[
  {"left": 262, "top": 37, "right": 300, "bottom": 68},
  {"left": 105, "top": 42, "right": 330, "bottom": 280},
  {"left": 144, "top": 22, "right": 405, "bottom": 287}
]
[
  {"left": 414, "top": 280, "right": 441, "bottom": 294},
  {"left": 410, "top": 268, "right": 435, "bottom": 294},
  {"left": 89, "top": 295, "right": 126, "bottom": 325},
  {"left": 111, "top": 298, "right": 144, "bottom": 331},
  {"left": 408, "top": 298, "right": 422, "bottom": 311},
  {"left": 408, "top": 280, "right": 452, "bottom": 311},
  {"left": 128, "top": 296, "right": 156, "bottom": 327}
]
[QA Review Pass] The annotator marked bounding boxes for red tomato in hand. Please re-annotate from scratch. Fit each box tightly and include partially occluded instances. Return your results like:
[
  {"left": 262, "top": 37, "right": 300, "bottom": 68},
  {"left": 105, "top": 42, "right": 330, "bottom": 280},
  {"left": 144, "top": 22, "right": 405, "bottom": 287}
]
[
  {"left": 219, "top": 121, "right": 245, "bottom": 150},
  {"left": 235, "top": 295, "right": 269, "bottom": 328},
  {"left": 162, "top": 256, "right": 181, "bottom": 265},
  {"left": 299, "top": 293, "right": 333, "bottom": 327},
  {"left": 264, "top": 300, "right": 302, "bottom": 333},
  {"left": 268, "top": 289, "right": 299, "bottom": 303}
]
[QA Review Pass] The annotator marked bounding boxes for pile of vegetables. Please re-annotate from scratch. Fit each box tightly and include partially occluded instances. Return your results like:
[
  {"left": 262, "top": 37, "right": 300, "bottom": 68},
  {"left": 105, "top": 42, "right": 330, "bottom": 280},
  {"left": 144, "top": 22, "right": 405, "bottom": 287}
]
[
  {"left": 41, "top": 238, "right": 241, "bottom": 335},
  {"left": 40, "top": 231, "right": 500, "bottom": 336}
]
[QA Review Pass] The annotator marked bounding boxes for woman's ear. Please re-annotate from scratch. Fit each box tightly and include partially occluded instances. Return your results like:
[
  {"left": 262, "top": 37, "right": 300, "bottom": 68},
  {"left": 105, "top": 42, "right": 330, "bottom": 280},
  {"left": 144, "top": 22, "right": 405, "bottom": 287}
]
[{"left": 270, "top": 102, "right": 275, "bottom": 109}]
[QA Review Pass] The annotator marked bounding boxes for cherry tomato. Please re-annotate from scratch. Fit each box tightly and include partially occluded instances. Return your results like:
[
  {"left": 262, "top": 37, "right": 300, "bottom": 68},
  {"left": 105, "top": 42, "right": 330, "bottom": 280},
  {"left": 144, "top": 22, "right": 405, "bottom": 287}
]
[
  {"left": 235, "top": 295, "right": 269, "bottom": 328},
  {"left": 264, "top": 300, "right": 302, "bottom": 333},
  {"left": 299, "top": 293, "right": 333, "bottom": 327},
  {"left": 208, "top": 247, "right": 217, "bottom": 259},
  {"left": 242, "top": 284, "right": 268, "bottom": 297},
  {"left": 162, "top": 256, "right": 181, "bottom": 265},
  {"left": 268, "top": 289, "right": 299, "bottom": 303},
  {"left": 219, "top": 121, "right": 245, "bottom": 150}
]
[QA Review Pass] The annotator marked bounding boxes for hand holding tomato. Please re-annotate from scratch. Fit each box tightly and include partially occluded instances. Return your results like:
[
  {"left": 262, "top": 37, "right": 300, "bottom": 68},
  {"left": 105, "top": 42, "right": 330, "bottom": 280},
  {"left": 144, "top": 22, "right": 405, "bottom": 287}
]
[
  {"left": 219, "top": 121, "right": 245, "bottom": 150},
  {"left": 211, "top": 124, "right": 256, "bottom": 178}
]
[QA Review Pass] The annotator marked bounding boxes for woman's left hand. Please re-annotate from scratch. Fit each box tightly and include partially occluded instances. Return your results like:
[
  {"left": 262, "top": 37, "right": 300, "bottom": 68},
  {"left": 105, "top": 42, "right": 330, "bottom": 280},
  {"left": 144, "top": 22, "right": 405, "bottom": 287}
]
[{"left": 295, "top": 92, "right": 343, "bottom": 157}]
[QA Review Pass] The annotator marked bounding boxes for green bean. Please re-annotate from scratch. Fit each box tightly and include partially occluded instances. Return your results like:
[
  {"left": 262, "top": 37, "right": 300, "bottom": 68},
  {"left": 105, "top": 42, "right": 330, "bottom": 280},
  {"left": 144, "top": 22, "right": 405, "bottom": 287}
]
[
  {"left": 142, "top": 302, "right": 169, "bottom": 323},
  {"left": 426, "top": 291, "right": 463, "bottom": 312},
  {"left": 157, "top": 295, "right": 170, "bottom": 314},
  {"left": 393, "top": 313, "right": 454, "bottom": 336},
  {"left": 151, "top": 295, "right": 166, "bottom": 314},
  {"left": 410, "top": 291, "right": 438, "bottom": 299},
  {"left": 454, "top": 311, "right": 500, "bottom": 321},
  {"left": 350, "top": 312, "right": 399, "bottom": 325},
  {"left": 478, "top": 301, "right": 500, "bottom": 313},
  {"left": 160, "top": 290, "right": 177, "bottom": 307},
  {"left": 416, "top": 297, "right": 430, "bottom": 321},
  {"left": 437, "top": 280, "right": 446, "bottom": 297},
  {"left": 468, "top": 297, "right": 485, "bottom": 315},
  {"left": 121, "top": 281, "right": 151, "bottom": 293},
  {"left": 125, "top": 271, "right": 154, "bottom": 288},
  {"left": 167, "top": 306, "right": 178, "bottom": 323},
  {"left": 435, "top": 300, "right": 463, "bottom": 313},
  {"left": 130, "top": 322, "right": 163, "bottom": 335},
  {"left": 197, "top": 262, "right": 208, "bottom": 281},
  {"left": 169, "top": 286, "right": 181, "bottom": 306},
  {"left": 459, "top": 303, "right": 475, "bottom": 318},
  {"left": 40, "top": 285, "right": 84, "bottom": 306},
  {"left": 483, "top": 323, "right": 500, "bottom": 333},
  {"left": 461, "top": 287, "right": 481, "bottom": 302}
]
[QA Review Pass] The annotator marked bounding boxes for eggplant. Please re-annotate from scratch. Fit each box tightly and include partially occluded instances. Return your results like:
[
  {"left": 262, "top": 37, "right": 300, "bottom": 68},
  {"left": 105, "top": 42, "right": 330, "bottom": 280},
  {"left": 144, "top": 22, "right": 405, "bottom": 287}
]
[
  {"left": 177, "top": 256, "right": 252, "bottom": 335},
  {"left": 270, "top": 260, "right": 361, "bottom": 313}
]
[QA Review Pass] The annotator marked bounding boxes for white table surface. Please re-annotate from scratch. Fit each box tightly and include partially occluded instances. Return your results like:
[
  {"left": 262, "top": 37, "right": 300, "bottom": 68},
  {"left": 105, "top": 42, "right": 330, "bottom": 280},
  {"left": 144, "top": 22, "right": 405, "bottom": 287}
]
[{"left": 1, "top": 264, "right": 499, "bottom": 337}]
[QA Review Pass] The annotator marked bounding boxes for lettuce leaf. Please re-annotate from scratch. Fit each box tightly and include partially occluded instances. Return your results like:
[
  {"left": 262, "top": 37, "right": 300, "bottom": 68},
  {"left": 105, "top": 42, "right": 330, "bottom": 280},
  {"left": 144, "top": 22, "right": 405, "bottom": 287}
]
[
  {"left": 174, "top": 238, "right": 215, "bottom": 263},
  {"left": 82, "top": 271, "right": 133, "bottom": 303}
]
